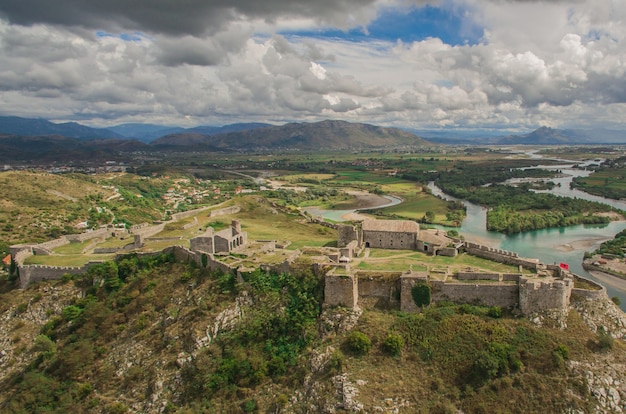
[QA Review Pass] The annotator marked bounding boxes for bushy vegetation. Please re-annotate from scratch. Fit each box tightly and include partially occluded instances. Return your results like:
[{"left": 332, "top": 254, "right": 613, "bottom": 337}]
[
  {"left": 411, "top": 283, "right": 431, "bottom": 307},
  {"left": 592, "top": 229, "right": 626, "bottom": 257},
  {"left": 181, "top": 268, "right": 323, "bottom": 400},
  {"left": 571, "top": 158, "right": 626, "bottom": 200},
  {"left": 430, "top": 162, "right": 615, "bottom": 233},
  {"left": 346, "top": 331, "right": 372, "bottom": 355}
]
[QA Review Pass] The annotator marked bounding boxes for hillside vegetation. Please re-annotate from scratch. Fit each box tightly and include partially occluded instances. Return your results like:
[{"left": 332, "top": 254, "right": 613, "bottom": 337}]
[{"left": 1, "top": 256, "right": 625, "bottom": 413}]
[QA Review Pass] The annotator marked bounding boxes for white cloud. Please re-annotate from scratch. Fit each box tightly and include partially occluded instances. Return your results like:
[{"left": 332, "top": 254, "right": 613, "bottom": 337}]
[{"left": 0, "top": 0, "right": 624, "bottom": 131}]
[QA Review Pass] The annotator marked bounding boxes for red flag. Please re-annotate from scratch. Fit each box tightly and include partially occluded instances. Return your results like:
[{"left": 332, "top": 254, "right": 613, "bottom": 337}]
[
  {"left": 2, "top": 254, "right": 11, "bottom": 266},
  {"left": 559, "top": 262, "right": 569, "bottom": 270}
]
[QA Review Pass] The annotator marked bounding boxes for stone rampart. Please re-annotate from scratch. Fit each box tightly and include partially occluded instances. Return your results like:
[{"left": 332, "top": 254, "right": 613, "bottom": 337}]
[
  {"left": 65, "top": 227, "right": 111, "bottom": 243},
  {"left": 171, "top": 206, "right": 212, "bottom": 222},
  {"left": 519, "top": 277, "right": 572, "bottom": 314},
  {"left": 325, "top": 274, "right": 358, "bottom": 308},
  {"left": 14, "top": 248, "right": 33, "bottom": 266},
  {"left": 357, "top": 272, "right": 401, "bottom": 308},
  {"left": 18, "top": 264, "right": 85, "bottom": 289},
  {"left": 400, "top": 272, "right": 429, "bottom": 312},
  {"left": 431, "top": 281, "right": 519, "bottom": 308},
  {"left": 209, "top": 205, "right": 241, "bottom": 218},
  {"left": 132, "top": 222, "right": 166, "bottom": 239},
  {"left": 457, "top": 272, "right": 500, "bottom": 281},
  {"left": 464, "top": 242, "right": 538, "bottom": 270}
]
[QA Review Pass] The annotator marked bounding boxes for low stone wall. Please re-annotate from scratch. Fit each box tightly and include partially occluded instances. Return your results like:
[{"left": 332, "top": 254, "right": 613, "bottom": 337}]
[
  {"left": 209, "top": 205, "right": 241, "bottom": 218},
  {"left": 437, "top": 247, "right": 458, "bottom": 257},
  {"left": 37, "top": 237, "right": 71, "bottom": 252},
  {"left": 132, "top": 222, "right": 166, "bottom": 239},
  {"left": 171, "top": 206, "right": 212, "bottom": 222},
  {"left": 464, "top": 242, "right": 538, "bottom": 270},
  {"left": 66, "top": 227, "right": 111, "bottom": 243},
  {"left": 571, "top": 275, "right": 607, "bottom": 301},
  {"left": 457, "top": 272, "right": 500, "bottom": 281}
]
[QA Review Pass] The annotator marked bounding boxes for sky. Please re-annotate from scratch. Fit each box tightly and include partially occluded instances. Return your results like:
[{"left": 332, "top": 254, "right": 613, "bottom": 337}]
[{"left": 0, "top": 0, "right": 625, "bottom": 133}]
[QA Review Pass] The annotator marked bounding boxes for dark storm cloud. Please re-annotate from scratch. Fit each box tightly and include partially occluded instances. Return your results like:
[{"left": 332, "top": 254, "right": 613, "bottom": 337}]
[{"left": 0, "top": 0, "right": 379, "bottom": 35}]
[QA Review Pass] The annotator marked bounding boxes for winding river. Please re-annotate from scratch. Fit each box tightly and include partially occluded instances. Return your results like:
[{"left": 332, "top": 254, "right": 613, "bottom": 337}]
[
  {"left": 309, "top": 154, "right": 626, "bottom": 310},
  {"left": 427, "top": 156, "right": 626, "bottom": 310}
]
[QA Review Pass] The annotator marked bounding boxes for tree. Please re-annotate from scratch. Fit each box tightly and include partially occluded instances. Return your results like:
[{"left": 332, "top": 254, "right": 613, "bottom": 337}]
[{"left": 423, "top": 211, "right": 435, "bottom": 223}]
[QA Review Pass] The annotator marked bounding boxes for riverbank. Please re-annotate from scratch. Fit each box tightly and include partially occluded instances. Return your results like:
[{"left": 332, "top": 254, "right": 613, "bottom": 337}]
[
  {"left": 334, "top": 191, "right": 395, "bottom": 209},
  {"left": 554, "top": 237, "right": 610, "bottom": 252},
  {"left": 587, "top": 270, "right": 626, "bottom": 294}
]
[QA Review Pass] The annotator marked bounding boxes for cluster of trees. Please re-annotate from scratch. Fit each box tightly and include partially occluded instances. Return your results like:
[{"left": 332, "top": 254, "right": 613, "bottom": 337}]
[
  {"left": 591, "top": 229, "right": 626, "bottom": 257},
  {"left": 426, "top": 162, "right": 616, "bottom": 233},
  {"left": 487, "top": 205, "right": 609, "bottom": 233},
  {"left": 181, "top": 267, "right": 323, "bottom": 410}
]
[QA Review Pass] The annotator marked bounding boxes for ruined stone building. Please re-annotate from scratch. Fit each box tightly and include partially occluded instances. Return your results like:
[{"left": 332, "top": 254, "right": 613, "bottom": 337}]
[{"left": 190, "top": 220, "right": 248, "bottom": 254}]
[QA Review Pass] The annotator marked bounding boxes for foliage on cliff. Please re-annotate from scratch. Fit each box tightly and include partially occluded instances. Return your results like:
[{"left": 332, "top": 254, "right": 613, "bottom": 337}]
[{"left": 1, "top": 255, "right": 626, "bottom": 413}]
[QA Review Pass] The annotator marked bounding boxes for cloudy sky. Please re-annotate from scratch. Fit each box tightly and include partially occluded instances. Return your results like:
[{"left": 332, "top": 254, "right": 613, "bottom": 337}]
[{"left": 0, "top": 0, "right": 624, "bottom": 133}]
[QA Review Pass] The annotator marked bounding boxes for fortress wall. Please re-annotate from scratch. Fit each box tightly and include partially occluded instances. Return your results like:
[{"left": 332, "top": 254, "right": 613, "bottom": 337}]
[
  {"left": 357, "top": 273, "right": 401, "bottom": 298},
  {"left": 65, "top": 227, "right": 111, "bottom": 243},
  {"left": 171, "top": 206, "right": 212, "bottom": 222},
  {"left": 209, "top": 205, "right": 241, "bottom": 218},
  {"left": 457, "top": 272, "right": 500, "bottom": 281},
  {"left": 572, "top": 287, "right": 608, "bottom": 301},
  {"left": 464, "top": 243, "right": 537, "bottom": 270},
  {"left": 436, "top": 247, "right": 458, "bottom": 257},
  {"left": 503, "top": 273, "right": 522, "bottom": 282},
  {"left": 519, "top": 278, "right": 572, "bottom": 314},
  {"left": 571, "top": 274, "right": 606, "bottom": 301},
  {"left": 324, "top": 274, "right": 358, "bottom": 308},
  {"left": 400, "top": 273, "right": 429, "bottom": 312},
  {"left": 18, "top": 264, "right": 85, "bottom": 289},
  {"left": 14, "top": 248, "right": 33, "bottom": 266},
  {"left": 431, "top": 280, "right": 519, "bottom": 308},
  {"left": 132, "top": 222, "right": 166, "bottom": 239}
]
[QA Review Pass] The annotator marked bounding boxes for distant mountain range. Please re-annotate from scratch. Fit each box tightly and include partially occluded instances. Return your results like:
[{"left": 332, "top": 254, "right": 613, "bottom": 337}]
[
  {"left": 0, "top": 116, "right": 123, "bottom": 140},
  {"left": 151, "top": 120, "right": 430, "bottom": 151},
  {"left": 1, "top": 115, "right": 625, "bottom": 163},
  {"left": 418, "top": 126, "right": 625, "bottom": 145}
]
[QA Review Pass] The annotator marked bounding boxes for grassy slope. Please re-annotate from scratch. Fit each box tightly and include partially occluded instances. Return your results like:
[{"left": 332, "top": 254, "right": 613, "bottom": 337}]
[{"left": 1, "top": 263, "right": 622, "bottom": 413}]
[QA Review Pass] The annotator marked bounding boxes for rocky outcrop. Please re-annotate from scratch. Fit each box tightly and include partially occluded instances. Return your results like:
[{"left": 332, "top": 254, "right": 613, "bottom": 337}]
[{"left": 572, "top": 296, "right": 626, "bottom": 339}]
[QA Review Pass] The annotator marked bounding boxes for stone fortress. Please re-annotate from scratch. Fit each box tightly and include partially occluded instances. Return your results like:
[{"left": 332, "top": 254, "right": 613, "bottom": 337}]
[
  {"left": 9, "top": 210, "right": 608, "bottom": 316},
  {"left": 329, "top": 218, "right": 606, "bottom": 315}
]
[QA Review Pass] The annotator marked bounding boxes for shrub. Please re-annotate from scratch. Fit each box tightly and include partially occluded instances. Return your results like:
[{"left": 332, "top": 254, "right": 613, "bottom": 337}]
[
  {"left": 411, "top": 283, "right": 431, "bottom": 307},
  {"left": 242, "top": 399, "right": 257, "bottom": 412},
  {"left": 32, "top": 334, "right": 56, "bottom": 359},
  {"left": 597, "top": 331, "right": 614, "bottom": 352},
  {"left": 382, "top": 332, "right": 404, "bottom": 357},
  {"left": 611, "top": 296, "right": 621, "bottom": 306},
  {"left": 62, "top": 305, "right": 83, "bottom": 321},
  {"left": 14, "top": 302, "right": 28, "bottom": 315},
  {"left": 487, "top": 306, "right": 503, "bottom": 318},
  {"left": 347, "top": 331, "right": 371, "bottom": 356},
  {"left": 554, "top": 344, "right": 570, "bottom": 360}
]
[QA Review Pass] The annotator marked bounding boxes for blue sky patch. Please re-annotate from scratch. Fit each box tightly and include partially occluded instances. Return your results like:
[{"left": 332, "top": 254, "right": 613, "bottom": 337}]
[{"left": 280, "top": 4, "right": 483, "bottom": 46}]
